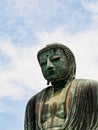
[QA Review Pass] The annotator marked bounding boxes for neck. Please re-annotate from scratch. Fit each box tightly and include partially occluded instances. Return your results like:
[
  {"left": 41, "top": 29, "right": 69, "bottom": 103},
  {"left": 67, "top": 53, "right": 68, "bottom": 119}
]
[{"left": 51, "top": 79, "right": 67, "bottom": 93}]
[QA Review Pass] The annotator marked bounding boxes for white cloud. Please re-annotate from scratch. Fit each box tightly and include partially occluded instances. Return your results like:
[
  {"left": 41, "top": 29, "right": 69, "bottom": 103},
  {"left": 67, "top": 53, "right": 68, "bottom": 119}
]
[
  {"left": 0, "top": 102, "right": 8, "bottom": 112},
  {"left": 13, "top": 0, "right": 38, "bottom": 16},
  {"left": 0, "top": 102, "right": 16, "bottom": 113},
  {"left": 82, "top": 0, "right": 98, "bottom": 13},
  {"left": 1, "top": 0, "right": 38, "bottom": 17},
  {"left": 0, "top": 38, "right": 47, "bottom": 100},
  {"left": 81, "top": 0, "right": 98, "bottom": 29}
]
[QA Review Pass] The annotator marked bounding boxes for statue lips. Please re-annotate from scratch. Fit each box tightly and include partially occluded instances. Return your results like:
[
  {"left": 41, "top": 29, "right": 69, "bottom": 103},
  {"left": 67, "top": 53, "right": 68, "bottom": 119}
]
[{"left": 47, "top": 68, "right": 55, "bottom": 75}]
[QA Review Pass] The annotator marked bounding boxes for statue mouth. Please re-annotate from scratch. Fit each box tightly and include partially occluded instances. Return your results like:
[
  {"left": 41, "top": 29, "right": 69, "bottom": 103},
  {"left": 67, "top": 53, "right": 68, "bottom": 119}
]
[{"left": 47, "top": 69, "right": 55, "bottom": 75}]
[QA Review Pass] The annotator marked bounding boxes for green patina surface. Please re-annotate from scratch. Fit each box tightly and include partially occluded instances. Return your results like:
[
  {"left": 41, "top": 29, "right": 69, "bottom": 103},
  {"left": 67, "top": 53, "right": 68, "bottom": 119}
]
[{"left": 24, "top": 43, "right": 98, "bottom": 130}]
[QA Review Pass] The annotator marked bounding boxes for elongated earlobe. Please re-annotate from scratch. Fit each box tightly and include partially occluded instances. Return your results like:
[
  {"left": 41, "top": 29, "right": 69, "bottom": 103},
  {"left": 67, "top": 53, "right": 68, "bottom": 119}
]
[{"left": 47, "top": 81, "right": 50, "bottom": 85}]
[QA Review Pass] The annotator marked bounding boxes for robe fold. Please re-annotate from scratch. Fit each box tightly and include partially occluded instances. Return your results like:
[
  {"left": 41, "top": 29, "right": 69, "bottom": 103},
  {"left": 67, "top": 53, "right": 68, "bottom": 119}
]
[{"left": 24, "top": 79, "right": 98, "bottom": 130}]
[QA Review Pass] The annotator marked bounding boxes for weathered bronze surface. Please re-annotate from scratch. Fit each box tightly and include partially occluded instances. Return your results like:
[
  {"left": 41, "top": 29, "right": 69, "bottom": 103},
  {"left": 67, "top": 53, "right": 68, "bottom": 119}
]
[{"left": 24, "top": 43, "right": 98, "bottom": 130}]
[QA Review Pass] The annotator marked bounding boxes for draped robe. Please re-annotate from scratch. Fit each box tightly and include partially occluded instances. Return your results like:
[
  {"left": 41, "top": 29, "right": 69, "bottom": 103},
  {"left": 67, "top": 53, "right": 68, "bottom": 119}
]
[{"left": 24, "top": 79, "right": 98, "bottom": 130}]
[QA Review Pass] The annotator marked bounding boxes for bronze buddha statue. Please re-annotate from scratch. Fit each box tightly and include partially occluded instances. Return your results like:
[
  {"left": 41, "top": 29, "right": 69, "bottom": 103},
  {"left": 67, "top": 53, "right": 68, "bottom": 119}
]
[{"left": 24, "top": 43, "right": 98, "bottom": 130}]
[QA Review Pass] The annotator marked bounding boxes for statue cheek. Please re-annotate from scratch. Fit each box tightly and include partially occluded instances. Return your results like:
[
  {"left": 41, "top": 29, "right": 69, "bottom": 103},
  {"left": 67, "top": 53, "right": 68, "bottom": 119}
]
[{"left": 41, "top": 67, "right": 47, "bottom": 74}]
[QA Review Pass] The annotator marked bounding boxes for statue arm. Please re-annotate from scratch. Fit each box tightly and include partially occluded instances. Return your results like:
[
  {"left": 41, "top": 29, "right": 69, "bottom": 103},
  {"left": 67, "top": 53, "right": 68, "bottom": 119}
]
[
  {"left": 63, "top": 79, "right": 98, "bottom": 130},
  {"left": 24, "top": 87, "right": 48, "bottom": 130},
  {"left": 24, "top": 96, "right": 36, "bottom": 130}
]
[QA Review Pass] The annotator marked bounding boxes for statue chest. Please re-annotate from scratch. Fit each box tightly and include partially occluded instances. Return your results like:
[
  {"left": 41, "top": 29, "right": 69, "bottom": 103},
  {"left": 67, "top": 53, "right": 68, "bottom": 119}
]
[{"left": 40, "top": 87, "right": 68, "bottom": 129}]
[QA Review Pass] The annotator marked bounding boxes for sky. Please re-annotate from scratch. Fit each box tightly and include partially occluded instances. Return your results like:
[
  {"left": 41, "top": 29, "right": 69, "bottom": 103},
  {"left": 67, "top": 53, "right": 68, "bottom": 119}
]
[{"left": 0, "top": 0, "right": 98, "bottom": 130}]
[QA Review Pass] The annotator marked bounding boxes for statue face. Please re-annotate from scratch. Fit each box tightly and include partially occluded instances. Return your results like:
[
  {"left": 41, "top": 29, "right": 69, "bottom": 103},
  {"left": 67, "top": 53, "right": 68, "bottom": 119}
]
[{"left": 38, "top": 48, "right": 69, "bottom": 82}]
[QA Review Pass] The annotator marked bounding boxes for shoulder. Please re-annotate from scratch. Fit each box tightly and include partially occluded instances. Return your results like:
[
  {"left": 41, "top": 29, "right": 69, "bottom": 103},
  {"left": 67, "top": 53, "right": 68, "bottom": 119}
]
[
  {"left": 70, "top": 78, "right": 98, "bottom": 95},
  {"left": 26, "top": 86, "right": 51, "bottom": 108},
  {"left": 72, "top": 78, "right": 98, "bottom": 86},
  {"left": 63, "top": 79, "right": 98, "bottom": 97}
]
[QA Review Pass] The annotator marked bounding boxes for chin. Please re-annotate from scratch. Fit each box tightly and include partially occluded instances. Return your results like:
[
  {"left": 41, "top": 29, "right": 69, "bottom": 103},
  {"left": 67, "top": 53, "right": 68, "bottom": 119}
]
[
  {"left": 45, "top": 74, "right": 66, "bottom": 82},
  {"left": 48, "top": 77, "right": 62, "bottom": 82}
]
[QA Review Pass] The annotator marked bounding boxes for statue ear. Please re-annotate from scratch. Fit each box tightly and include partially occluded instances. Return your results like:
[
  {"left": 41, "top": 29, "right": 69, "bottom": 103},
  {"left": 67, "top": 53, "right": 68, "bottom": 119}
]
[{"left": 47, "top": 81, "right": 50, "bottom": 85}]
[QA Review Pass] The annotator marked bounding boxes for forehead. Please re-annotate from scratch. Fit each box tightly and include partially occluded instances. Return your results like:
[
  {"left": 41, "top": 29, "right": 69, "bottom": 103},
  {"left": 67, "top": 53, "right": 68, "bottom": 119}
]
[{"left": 38, "top": 48, "right": 65, "bottom": 59}]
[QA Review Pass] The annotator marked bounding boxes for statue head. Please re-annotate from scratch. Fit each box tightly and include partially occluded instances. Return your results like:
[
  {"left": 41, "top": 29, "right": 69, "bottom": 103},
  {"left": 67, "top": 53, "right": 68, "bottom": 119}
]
[{"left": 37, "top": 43, "right": 76, "bottom": 83}]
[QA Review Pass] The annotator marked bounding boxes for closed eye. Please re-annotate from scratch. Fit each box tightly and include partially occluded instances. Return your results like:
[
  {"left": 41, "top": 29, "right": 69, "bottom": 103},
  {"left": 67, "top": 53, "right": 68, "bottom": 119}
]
[
  {"left": 40, "top": 61, "right": 47, "bottom": 66},
  {"left": 51, "top": 57, "right": 60, "bottom": 62}
]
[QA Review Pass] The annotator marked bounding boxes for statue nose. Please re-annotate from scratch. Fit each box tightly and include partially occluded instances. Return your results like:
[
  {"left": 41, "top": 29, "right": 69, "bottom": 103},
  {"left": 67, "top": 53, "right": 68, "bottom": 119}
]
[{"left": 47, "top": 59, "right": 54, "bottom": 70}]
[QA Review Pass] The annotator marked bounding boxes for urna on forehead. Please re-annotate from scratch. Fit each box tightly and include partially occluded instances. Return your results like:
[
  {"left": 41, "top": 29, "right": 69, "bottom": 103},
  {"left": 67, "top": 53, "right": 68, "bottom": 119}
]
[
  {"left": 38, "top": 47, "right": 65, "bottom": 58},
  {"left": 37, "top": 43, "right": 76, "bottom": 65}
]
